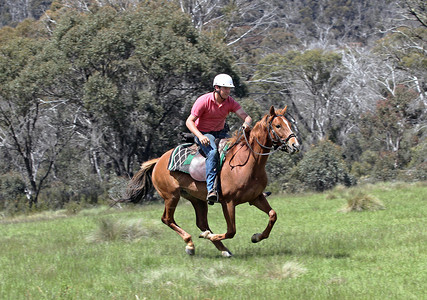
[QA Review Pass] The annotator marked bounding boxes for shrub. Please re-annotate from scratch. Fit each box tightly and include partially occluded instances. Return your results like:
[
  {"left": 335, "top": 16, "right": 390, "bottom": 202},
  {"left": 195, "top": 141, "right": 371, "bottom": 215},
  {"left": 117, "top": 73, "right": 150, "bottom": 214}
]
[
  {"left": 407, "top": 141, "right": 427, "bottom": 181},
  {"left": 0, "top": 172, "right": 28, "bottom": 215},
  {"left": 295, "top": 140, "right": 355, "bottom": 191},
  {"left": 371, "top": 152, "right": 398, "bottom": 181},
  {"left": 0, "top": 172, "right": 26, "bottom": 202},
  {"left": 351, "top": 150, "right": 377, "bottom": 178},
  {"left": 38, "top": 175, "right": 106, "bottom": 210},
  {"left": 266, "top": 151, "right": 302, "bottom": 193},
  {"left": 64, "top": 201, "right": 83, "bottom": 215}
]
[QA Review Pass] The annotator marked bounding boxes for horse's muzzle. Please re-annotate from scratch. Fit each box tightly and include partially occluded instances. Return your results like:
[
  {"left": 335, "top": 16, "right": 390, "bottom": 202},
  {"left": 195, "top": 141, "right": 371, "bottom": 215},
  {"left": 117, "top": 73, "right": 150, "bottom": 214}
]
[{"left": 282, "top": 142, "right": 300, "bottom": 154}]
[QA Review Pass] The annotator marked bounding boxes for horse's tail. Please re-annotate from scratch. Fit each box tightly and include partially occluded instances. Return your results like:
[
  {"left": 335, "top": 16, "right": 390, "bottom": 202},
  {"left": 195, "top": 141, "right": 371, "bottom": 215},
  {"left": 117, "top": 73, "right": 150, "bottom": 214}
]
[
  {"left": 111, "top": 158, "right": 159, "bottom": 206},
  {"left": 126, "top": 158, "right": 159, "bottom": 203}
]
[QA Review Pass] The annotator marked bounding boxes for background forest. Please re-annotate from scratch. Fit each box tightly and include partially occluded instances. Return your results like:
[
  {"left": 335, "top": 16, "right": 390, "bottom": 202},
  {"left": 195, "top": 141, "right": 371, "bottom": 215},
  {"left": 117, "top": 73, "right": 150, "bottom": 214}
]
[{"left": 0, "top": 0, "right": 426, "bottom": 215}]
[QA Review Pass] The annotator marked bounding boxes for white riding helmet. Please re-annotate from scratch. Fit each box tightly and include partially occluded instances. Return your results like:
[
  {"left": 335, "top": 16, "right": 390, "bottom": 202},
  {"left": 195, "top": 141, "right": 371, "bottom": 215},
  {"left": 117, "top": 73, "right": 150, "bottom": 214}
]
[{"left": 213, "top": 74, "right": 235, "bottom": 88}]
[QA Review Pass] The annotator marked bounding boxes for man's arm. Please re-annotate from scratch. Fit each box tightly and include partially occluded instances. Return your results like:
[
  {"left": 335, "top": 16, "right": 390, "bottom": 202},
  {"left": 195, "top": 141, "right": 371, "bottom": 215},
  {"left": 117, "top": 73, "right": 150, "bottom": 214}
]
[
  {"left": 235, "top": 108, "right": 252, "bottom": 130},
  {"left": 186, "top": 114, "right": 210, "bottom": 146}
]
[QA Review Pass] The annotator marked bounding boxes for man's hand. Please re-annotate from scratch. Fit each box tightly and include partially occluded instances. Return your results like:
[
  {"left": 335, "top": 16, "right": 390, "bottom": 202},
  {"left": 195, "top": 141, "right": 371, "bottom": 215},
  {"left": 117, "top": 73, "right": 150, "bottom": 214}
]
[
  {"left": 242, "top": 121, "right": 251, "bottom": 133},
  {"left": 199, "top": 135, "right": 210, "bottom": 146},
  {"left": 186, "top": 115, "right": 209, "bottom": 145}
]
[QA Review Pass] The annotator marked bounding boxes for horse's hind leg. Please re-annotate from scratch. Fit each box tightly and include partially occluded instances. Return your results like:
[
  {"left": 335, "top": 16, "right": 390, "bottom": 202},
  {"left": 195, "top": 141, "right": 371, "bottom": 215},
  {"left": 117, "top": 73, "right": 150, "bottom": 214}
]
[
  {"left": 250, "top": 194, "right": 277, "bottom": 243},
  {"left": 161, "top": 194, "right": 195, "bottom": 255},
  {"left": 189, "top": 199, "right": 233, "bottom": 257}
]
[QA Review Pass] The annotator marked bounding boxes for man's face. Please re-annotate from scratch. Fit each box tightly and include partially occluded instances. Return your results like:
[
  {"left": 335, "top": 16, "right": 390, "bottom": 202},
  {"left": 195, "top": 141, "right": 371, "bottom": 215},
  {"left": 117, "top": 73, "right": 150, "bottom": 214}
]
[{"left": 218, "top": 86, "right": 231, "bottom": 98}]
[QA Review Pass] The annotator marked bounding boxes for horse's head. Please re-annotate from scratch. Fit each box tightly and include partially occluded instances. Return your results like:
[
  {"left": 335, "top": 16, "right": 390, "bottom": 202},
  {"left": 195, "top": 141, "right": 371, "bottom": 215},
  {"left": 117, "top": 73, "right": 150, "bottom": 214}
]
[{"left": 266, "top": 106, "right": 300, "bottom": 154}]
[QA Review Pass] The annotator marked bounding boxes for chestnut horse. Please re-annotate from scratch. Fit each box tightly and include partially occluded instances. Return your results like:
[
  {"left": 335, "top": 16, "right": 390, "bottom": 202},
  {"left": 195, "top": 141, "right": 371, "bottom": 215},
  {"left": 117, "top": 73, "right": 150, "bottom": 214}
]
[{"left": 124, "top": 106, "right": 300, "bottom": 257}]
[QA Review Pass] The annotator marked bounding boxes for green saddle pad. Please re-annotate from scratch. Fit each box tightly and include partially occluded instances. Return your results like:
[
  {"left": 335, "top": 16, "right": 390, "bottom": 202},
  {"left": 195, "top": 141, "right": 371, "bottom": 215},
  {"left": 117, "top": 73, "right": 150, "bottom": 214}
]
[
  {"left": 167, "top": 142, "right": 230, "bottom": 176},
  {"left": 167, "top": 143, "right": 197, "bottom": 174}
]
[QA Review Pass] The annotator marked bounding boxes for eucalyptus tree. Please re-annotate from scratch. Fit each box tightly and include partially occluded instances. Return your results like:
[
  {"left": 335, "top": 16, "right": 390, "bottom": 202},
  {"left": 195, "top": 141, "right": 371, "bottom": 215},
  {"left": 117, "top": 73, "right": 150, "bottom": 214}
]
[
  {"left": 359, "top": 85, "right": 422, "bottom": 169},
  {"left": 0, "top": 20, "right": 77, "bottom": 206},
  {"left": 43, "top": 1, "right": 242, "bottom": 177},
  {"left": 375, "top": 5, "right": 427, "bottom": 107},
  {"left": 351, "top": 0, "right": 427, "bottom": 169},
  {"left": 401, "top": 0, "right": 427, "bottom": 27},
  {"left": 0, "top": 1, "right": 244, "bottom": 207},
  {"left": 370, "top": 0, "right": 427, "bottom": 156},
  {"left": 0, "top": 0, "right": 53, "bottom": 27},
  {"left": 252, "top": 49, "right": 345, "bottom": 144}
]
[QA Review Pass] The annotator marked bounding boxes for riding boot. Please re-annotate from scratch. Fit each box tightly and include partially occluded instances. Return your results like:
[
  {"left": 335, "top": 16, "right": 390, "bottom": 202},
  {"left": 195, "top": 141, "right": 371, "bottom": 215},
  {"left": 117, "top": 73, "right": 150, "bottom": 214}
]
[{"left": 207, "top": 176, "right": 219, "bottom": 205}]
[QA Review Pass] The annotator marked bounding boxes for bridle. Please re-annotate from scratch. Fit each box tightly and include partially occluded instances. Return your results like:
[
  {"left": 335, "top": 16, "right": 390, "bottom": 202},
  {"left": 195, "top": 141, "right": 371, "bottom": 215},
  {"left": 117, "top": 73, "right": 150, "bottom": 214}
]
[
  {"left": 268, "top": 115, "right": 297, "bottom": 149},
  {"left": 242, "top": 114, "right": 296, "bottom": 156}
]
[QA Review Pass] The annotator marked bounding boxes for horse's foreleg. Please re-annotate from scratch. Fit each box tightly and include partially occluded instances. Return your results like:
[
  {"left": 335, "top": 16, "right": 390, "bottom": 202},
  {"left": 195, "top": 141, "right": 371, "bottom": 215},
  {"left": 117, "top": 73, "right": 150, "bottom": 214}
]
[
  {"left": 250, "top": 194, "right": 277, "bottom": 243},
  {"left": 199, "top": 201, "right": 236, "bottom": 243},
  {"left": 190, "top": 199, "right": 233, "bottom": 257}
]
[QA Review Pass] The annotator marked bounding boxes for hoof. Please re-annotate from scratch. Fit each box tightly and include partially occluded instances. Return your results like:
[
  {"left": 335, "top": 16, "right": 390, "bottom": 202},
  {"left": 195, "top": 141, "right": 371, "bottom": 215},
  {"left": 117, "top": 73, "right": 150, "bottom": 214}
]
[
  {"left": 221, "top": 250, "right": 233, "bottom": 258},
  {"left": 185, "top": 245, "right": 195, "bottom": 255},
  {"left": 251, "top": 233, "right": 262, "bottom": 243}
]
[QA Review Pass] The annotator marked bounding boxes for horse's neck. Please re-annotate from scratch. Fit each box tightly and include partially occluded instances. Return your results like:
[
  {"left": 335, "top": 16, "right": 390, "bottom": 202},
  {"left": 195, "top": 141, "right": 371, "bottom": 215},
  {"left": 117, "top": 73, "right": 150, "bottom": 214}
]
[
  {"left": 246, "top": 123, "right": 272, "bottom": 165},
  {"left": 226, "top": 119, "right": 272, "bottom": 169}
]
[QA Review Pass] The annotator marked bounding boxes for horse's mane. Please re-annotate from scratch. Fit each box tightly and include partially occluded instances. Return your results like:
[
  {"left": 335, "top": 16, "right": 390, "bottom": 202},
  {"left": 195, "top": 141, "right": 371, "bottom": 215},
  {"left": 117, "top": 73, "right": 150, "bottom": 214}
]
[
  {"left": 227, "top": 114, "right": 269, "bottom": 146},
  {"left": 227, "top": 128, "right": 245, "bottom": 146}
]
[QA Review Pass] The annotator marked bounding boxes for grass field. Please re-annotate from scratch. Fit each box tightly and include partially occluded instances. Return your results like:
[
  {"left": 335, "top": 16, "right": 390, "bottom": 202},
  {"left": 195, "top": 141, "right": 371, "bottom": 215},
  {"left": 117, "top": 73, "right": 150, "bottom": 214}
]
[{"left": 1, "top": 182, "right": 426, "bottom": 299}]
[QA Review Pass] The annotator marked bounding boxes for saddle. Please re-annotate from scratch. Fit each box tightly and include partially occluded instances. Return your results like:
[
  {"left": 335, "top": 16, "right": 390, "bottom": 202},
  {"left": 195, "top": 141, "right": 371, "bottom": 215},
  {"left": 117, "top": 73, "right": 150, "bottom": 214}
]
[{"left": 167, "top": 139, "right": 230, "bottom": 182}]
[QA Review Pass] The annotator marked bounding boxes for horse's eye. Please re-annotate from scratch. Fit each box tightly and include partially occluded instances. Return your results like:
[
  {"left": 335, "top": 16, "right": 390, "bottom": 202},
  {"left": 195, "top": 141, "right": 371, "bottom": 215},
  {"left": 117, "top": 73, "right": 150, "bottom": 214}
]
[{"left": 275, "top": 124, "right": 281, "bottom": 128}]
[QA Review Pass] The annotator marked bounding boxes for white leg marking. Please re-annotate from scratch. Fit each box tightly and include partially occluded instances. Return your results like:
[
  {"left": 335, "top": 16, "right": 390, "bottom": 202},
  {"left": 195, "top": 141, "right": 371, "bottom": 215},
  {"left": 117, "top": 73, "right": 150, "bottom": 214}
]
[
  {"left": 221, "top": 250, "right": 233, "bottom": 258},
  {"left": 199, "top": 230, "right": 213, "bottom": 239}
]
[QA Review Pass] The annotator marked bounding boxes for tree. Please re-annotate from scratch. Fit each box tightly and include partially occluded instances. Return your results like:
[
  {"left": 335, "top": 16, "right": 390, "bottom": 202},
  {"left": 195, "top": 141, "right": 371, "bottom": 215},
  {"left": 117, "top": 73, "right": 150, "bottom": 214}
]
[
  {"left": 0, "top": 20, "right": 76, "bottom": 207},
  {"left": 402, "top": 0, "right": 427, "bottom": 28},
  {"left": 375, "top": 0, "right": 427, "bottom": 110},
  {"left": 0, "top": 1, "right": 246, "bottom": 208},
  {"left": 176, "top": 0, "right": 279, "bottom": 45},
  {"left": 40, "top": 1, "right": 244, "bottom": 177},
  {"left": 252, "top": 49, "right": 345, "bottom": 144},
  {"left": 0, "top": 0, "right": 52, "bottom": 27},
  {"left": 360, "top": 85, "right": 421, "bottom": 156}
]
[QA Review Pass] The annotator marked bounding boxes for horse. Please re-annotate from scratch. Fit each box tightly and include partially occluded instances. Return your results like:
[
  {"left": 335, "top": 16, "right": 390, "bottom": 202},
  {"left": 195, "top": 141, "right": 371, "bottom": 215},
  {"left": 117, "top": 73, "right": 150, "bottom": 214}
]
[{"left": 123, "top": 106, "right": 300, "bottom": 257}]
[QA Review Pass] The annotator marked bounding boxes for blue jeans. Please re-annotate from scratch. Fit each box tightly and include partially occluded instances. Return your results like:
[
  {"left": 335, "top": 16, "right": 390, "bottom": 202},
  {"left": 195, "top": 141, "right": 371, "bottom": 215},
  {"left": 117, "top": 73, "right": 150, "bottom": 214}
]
[{"left": 195, "top": 129, "right": 228, "bottom": 192}]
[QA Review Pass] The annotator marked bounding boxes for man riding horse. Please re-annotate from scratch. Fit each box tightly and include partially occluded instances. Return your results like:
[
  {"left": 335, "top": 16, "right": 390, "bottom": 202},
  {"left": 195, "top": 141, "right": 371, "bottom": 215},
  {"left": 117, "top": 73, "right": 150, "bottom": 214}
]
[
  {"left": 121, "top": 74, "right": 300, "bottom": 257},
  {"left": 185, "top": 74, "right": 252, "bottom": 204}
]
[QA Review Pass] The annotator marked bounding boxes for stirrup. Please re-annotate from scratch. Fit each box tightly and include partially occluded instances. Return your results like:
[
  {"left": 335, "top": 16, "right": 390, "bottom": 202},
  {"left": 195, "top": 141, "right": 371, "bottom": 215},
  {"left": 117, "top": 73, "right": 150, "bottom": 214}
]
[{"left": 207, "top": 190, "right": 218, "bottom": 205}]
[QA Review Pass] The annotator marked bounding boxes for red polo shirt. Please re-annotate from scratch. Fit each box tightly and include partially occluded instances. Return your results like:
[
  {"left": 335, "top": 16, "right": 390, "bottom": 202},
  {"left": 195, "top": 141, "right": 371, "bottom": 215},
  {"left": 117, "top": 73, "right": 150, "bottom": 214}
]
[{"left": 191, "top": 92, "right": 241, "bottom": 132}]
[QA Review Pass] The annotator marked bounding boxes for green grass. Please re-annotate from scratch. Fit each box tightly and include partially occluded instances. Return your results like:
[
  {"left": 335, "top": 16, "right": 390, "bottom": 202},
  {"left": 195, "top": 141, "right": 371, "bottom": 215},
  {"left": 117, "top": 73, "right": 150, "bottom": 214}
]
[{"left": 1, "top": 182, "right": 426, "bottom": 299}]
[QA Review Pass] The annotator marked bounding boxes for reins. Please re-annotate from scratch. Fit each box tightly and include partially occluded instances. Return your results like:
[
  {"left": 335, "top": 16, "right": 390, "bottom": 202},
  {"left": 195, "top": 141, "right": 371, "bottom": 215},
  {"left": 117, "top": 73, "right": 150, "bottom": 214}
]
[{"left": 242, "top": 128, "right": 281, "bottom": 156}]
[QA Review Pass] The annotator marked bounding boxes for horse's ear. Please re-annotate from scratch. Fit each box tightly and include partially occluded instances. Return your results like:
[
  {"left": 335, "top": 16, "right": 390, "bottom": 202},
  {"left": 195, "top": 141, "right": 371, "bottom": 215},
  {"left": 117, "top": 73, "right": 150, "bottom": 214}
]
[
  {"left": 269, "top": 106, "right": 276, "bottom": 116},
  {"left": 281, "top": 105, "right": 288, "bottom": 115}
]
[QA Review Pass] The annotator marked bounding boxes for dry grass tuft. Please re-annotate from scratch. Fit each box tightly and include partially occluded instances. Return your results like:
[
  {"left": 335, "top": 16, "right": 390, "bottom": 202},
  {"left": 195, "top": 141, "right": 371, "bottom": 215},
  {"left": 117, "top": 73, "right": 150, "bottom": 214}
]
[
  {"left": 87, "top": 218, "right": 160, "bottom": 243},
  {"left": 339, "top": 191, "right": 385, "bottom": 213},
  {"left": 268, "top": 261, "right": 307, "bottom": 279},
  {"left": 327, "top": 277, "right": 347, "bottom": 285},
  {"left": 197, "top": 262, "right": 249, "bottom": 286},
  {"left": 325, "top": 184, "right": 347, "bottom": 200},
  {"left": 0, "top": 210, "right": 68, "bottom": 224}
]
